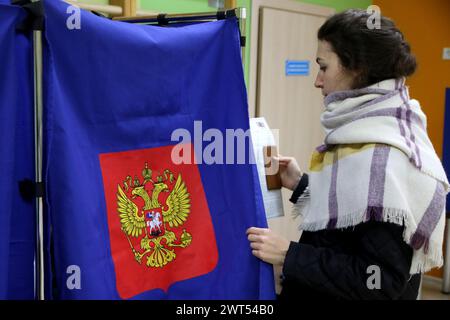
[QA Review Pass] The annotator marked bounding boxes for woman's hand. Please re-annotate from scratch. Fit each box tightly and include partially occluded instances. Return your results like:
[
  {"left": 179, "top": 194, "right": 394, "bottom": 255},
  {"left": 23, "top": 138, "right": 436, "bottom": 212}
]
[
  {"left": 246, "top": 227, "right": 290, "bottom": 266},
  {"left": 274, "top": 155, "right": 302, "bottom": 191}
]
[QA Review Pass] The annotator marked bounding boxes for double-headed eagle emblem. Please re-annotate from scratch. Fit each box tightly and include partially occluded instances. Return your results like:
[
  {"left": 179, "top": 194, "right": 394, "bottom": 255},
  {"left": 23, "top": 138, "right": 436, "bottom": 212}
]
[{"left": 116, "top": 162, "right": 192, "bottom": 268}]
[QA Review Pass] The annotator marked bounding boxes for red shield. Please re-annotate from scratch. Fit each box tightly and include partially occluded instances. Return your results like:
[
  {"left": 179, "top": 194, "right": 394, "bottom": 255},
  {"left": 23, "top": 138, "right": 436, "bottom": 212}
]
[
  {"left": 145, "top": 208, "right": 164, "bottom": 238},
  {"left": 99, "top": 143, "right": 218, "bottom": 299}
]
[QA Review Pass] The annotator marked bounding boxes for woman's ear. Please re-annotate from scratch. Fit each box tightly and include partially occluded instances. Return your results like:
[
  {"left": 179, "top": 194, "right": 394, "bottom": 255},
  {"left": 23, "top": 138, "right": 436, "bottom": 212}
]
[{"left": 351, "top": 69, "right": 365, "bottom": 89}]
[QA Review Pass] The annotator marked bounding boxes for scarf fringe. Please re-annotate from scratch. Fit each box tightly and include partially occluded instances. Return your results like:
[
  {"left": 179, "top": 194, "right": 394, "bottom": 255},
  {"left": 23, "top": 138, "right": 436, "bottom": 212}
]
[{"left": 293, "top": 203, "right": 443, "bottom": 274}]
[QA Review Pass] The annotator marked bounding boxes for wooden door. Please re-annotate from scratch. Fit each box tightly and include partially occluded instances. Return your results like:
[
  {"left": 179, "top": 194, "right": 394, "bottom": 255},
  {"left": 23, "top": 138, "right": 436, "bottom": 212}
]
[
  {"left": 253, "top": 3, "right": 333, "bottom": 292},
  {"left": 257, "top": 7, "right": 328, "bottom": 242}
]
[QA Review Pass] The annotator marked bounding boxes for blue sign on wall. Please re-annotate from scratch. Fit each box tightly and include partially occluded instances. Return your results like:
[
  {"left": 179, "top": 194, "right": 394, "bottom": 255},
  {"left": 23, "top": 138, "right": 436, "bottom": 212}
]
[
  {"left": 443, "top": 88, "right": 450, "bottom": 215},
  {"left": 285, "top": 60, "right": 310, "bottom": 76}
]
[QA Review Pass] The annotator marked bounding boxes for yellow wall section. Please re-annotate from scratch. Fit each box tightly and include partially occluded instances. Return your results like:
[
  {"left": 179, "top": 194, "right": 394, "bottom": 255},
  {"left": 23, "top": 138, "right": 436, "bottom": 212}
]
[{"left": 373, "top": 0, "right": 450, "bottom": 278}]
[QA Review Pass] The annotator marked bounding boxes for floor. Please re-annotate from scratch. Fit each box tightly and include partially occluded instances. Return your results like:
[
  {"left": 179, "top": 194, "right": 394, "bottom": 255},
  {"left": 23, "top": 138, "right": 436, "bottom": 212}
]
[{"left": 420, "top": 276, "right": 450, "bottom": 300}]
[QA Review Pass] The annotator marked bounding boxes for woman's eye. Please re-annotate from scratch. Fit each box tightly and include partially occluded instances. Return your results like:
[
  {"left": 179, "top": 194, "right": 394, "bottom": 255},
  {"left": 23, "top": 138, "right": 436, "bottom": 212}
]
[{"left": 320, "top": 66, "right": 327, "bottom": 71}]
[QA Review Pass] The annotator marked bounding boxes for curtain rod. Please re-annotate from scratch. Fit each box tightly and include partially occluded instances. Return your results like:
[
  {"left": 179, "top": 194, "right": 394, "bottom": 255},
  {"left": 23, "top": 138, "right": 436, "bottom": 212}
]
[
  {"left": 112, "top": 8, "right": 246, "bottom": 24},
  {"left": 112, "top": 8, "right": 247, "bottom": 65}
]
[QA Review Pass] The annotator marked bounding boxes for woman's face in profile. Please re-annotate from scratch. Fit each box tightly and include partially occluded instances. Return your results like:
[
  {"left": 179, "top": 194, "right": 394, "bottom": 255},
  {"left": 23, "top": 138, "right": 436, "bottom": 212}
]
[{"left": 314, "top": 40, "right": 356, "bottom": 97}]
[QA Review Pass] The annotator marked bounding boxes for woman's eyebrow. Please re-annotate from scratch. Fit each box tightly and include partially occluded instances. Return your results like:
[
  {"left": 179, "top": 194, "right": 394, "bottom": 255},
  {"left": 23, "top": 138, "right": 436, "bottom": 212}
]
[{"left": 316, "top": 57, "right": 324, "bottom": 64}]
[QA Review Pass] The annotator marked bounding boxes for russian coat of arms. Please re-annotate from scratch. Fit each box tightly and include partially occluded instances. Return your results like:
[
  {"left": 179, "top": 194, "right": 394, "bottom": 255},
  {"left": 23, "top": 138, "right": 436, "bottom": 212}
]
[{"left": 116, "top": 162, "right": 192, "bottom": 268}]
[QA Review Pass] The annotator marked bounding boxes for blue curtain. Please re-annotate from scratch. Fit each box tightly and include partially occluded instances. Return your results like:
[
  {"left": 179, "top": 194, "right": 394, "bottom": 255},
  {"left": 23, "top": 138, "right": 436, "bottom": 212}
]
[
  {"left": 43, "top": 0, "right": 275, "bottom": 299},
  {"left": 0, "top": 2, "right": 36, "bottom": 300}
]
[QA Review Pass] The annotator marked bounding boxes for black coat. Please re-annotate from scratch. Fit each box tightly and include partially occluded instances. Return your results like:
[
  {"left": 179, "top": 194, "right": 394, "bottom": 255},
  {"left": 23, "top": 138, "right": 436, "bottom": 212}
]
[
  {"left": 279, "top": 175, "right": 421, "bottom": 300},
  {"left": 279, "top": 221, "right": 421, "bottom": 300}
]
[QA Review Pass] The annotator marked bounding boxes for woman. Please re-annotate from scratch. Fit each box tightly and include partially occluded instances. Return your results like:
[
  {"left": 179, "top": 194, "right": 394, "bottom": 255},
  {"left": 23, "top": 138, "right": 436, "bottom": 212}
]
[{"left": 247, "top": 9, "right": 449, "bottom": 300}]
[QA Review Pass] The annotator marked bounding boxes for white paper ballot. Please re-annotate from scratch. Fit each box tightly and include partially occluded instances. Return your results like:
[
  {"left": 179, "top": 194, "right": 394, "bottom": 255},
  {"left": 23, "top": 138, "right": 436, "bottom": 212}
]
[{"left": 250, "top": 117, "right": 284, "bottom": 219}]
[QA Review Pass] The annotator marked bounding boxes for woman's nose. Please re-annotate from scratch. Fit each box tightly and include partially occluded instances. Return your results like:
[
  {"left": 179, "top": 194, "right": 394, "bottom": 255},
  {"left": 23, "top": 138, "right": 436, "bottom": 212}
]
[{"left": 314, "top": 73, "right": 323, "bottom": 88}]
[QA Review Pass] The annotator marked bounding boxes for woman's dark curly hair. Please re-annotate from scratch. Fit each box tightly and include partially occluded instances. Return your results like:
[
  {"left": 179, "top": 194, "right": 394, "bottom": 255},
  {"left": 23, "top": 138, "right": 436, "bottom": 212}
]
[{"left": 318, "top": 9, "right": 417, "bottom": 88}]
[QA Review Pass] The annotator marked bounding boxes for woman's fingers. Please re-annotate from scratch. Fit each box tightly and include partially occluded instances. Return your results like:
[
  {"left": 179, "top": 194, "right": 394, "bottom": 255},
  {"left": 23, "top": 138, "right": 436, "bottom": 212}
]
[
  {"left": 247, "top": 227, "right": 290, "bottom": 266},
  {"left": 246, "top": 227, "right": 268, "bottom": 235},
  {"left": 247, "top": 233, "right": 261, "bottom": 242},
  {"left": 250, "top": 241, "right": 262, "bottom": 250},
  {"left": 275, "top": 156, "right": 296, "bottom": 169},
  {"left": 274, "top": 155, "right": 294, "bottom": 162},
  {"left": 252, "top": 250, "right": 261, "bottom": 258}
]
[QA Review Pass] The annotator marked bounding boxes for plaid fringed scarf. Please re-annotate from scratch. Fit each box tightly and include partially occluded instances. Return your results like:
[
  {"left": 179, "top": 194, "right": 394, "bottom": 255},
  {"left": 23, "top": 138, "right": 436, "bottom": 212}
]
[{"left": 293, "top": 78, "right": 449, "bottom": 274}]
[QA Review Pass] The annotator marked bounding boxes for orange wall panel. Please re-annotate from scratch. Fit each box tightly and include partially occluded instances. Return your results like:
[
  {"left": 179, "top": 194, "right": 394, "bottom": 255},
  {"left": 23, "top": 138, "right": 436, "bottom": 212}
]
[{"left": 373, "top": 0, "right": 450, "bottom": 278}]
